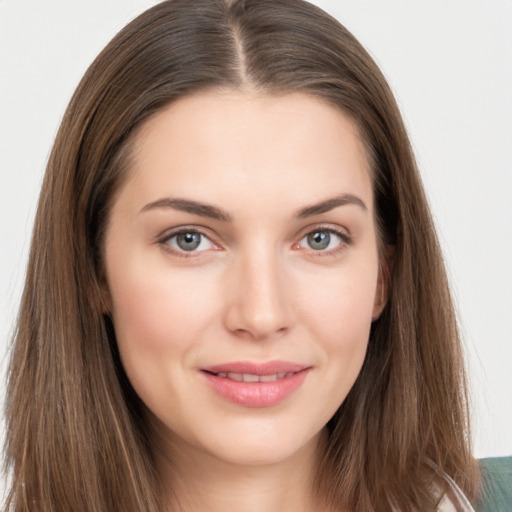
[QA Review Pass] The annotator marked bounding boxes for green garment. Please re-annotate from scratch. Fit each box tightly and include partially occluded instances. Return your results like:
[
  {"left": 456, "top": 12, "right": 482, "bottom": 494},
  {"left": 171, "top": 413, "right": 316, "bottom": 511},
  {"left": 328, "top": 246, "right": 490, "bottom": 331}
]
[{"left": 476, "top": 457, "right": 512, "bottom": 512}]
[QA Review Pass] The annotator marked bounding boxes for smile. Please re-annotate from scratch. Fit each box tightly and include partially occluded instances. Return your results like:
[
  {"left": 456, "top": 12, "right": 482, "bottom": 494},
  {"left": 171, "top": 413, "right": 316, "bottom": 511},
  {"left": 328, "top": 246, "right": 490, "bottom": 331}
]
[
  {"left": 200, "top": 361, "right": 311, "bottom": 408},
  {"left": 211, "top": 371, "right": 295, "bottom": 382}
]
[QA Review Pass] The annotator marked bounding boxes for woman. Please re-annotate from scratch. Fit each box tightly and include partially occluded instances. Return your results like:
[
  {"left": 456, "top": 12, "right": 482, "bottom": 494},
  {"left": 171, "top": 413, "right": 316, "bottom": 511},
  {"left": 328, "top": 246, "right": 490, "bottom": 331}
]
[{"left": 4, "top": 0, "right": 481, "bottom": 510}]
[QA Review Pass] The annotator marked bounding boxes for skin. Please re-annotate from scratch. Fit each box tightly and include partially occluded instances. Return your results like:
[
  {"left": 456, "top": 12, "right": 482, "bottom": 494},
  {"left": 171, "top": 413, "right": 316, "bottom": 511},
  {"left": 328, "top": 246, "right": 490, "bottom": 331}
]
[{"left": 102, "top": 90, "right": 387, "bottom": 512}]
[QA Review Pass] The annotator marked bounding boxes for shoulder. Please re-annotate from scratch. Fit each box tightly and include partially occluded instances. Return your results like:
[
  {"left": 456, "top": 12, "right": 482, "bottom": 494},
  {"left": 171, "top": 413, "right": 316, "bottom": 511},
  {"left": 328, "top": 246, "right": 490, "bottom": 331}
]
[
  {"left": 436, "top": 474, "right": 476, "bottom": 512},
  {"left": 476, "top": 456, "right": 512, "bottom": 512}
]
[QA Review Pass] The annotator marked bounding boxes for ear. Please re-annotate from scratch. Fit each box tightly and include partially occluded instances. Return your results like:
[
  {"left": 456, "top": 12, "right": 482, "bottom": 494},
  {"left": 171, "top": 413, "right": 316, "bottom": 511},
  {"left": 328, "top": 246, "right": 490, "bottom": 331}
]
[{"left": 372, "top": 245, "right": 394, "bottom": 320}]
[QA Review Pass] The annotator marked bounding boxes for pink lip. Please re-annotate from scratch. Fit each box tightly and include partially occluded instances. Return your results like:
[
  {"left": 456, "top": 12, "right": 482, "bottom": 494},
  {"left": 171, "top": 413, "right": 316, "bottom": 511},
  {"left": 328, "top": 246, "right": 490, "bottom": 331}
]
[{"left": 200, "top": 360, "right": 311, "bottom": 408}]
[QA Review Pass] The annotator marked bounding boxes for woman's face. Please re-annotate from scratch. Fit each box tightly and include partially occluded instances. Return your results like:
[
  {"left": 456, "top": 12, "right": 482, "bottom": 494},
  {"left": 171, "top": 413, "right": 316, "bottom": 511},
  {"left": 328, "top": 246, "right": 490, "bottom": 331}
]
[{"left": 103, "top": 90, "right": 386, "bottom": 467}]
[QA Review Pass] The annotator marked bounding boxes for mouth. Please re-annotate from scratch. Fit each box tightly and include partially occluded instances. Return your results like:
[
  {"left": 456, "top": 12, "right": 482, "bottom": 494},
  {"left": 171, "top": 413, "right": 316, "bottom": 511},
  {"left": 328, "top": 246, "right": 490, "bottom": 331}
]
[
  {"left": 204, "top": 371, "right": 297, "bottom": 382},
  {"left": 200, "top": 361, "right": 311, "bottom": 408}
]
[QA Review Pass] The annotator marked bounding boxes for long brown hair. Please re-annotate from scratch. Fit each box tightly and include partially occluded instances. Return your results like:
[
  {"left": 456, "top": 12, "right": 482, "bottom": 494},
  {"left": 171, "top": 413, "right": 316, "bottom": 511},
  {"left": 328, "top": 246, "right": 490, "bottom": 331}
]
[{"left": 4, "top": 1, "right": 480, "bottom": 510}]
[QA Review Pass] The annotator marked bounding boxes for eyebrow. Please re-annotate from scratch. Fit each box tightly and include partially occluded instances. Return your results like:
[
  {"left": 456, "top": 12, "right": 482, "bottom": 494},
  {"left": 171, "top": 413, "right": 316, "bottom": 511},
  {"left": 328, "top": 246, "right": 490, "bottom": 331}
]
[
  {"left": 139, "top": 198, "right": 232, "bottom": 221},
  {"left": 139, "top": 193, "right": 367, "bottom": 221},
  {"left": 296, "top": 194, "right": 367, "bottom": 218}
]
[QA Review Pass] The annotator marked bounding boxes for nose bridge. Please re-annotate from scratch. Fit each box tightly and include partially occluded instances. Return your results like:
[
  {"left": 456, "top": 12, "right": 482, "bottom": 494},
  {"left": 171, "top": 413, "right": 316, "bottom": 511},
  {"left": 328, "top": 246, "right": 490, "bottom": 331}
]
[{"left": 224, "top": 241, "right": 293, "bottom": 339}]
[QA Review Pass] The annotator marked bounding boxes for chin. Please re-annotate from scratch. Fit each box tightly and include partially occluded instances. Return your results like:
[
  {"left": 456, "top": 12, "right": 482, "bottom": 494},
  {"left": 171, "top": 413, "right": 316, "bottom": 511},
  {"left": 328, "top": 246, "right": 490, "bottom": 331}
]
[{"left": 198, "top": 424, "right": 323, "bottom": 468}]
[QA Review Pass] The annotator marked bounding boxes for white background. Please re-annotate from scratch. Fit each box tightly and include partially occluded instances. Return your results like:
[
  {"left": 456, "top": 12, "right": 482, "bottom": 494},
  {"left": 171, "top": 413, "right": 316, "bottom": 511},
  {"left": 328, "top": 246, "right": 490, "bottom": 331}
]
[{"left": 1, "top": 0, "right": 511, "bottom": 495}]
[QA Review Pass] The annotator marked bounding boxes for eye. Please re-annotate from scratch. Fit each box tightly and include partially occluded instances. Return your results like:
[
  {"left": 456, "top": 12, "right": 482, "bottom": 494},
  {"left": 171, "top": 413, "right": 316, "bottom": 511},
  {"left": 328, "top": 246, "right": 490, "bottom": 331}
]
[
  {"left": 298, "top": 229, "right": 347, "bottom": 252},
  {"left": 163, "top": 230, "right": 215, "bottom": 253}
]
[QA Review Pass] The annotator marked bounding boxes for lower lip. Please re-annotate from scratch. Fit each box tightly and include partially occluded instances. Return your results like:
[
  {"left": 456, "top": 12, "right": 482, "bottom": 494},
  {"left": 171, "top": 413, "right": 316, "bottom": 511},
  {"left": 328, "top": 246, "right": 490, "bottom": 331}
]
[{"left": 201, "top": 369, "right": 310, "bottom": 408}]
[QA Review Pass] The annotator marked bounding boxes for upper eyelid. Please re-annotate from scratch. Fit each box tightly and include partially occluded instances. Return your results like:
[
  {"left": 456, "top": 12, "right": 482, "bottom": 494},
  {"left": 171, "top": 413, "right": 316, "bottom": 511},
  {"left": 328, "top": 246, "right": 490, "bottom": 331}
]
[
  {"left": 157, "top": 225, "right": 215, "bottom": 241},
  {"left": 295, "top": 223, "right": 351, "bottom": 240}
]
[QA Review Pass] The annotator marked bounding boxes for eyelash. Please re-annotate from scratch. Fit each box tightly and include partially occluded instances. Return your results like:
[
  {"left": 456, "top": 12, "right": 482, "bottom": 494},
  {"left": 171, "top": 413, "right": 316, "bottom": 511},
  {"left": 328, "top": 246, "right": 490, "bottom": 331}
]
[
  {"left": 295, "top": 225, "right": 352, "bottom": 257},
  {"left": 157, "top": 226, "right": 219, "bottom": 259},
  {"left": 156, "top": 225, "right": 352, "bottom": 259}
]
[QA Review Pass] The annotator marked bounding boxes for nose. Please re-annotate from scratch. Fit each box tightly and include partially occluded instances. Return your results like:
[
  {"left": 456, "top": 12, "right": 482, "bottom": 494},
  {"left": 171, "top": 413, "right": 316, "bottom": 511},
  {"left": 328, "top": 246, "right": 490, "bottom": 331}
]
[{"left": 223, "top": 248, "right": 294, "bottom": 341}]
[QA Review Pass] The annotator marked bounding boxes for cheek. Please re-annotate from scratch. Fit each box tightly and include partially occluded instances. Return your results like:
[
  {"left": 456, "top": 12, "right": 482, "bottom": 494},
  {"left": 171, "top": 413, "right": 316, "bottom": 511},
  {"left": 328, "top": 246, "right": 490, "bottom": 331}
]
[
  {"left": 297, "top": 258, "right": 378, "bottom": 385},
  {"left": 301, "top": 262, "right": 378, "bottom": 337},
  {"left": 106, "top": 252, "right": 221, "bottom": 367},
  {"left": 105, "top": 253, "right": 226, "bottom": 421}
]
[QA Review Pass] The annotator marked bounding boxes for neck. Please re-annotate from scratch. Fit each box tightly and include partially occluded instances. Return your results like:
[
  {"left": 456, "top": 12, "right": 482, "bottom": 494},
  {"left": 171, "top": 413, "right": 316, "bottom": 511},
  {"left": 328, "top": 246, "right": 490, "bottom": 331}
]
[{"left": 154, "top": 430, "right": 327, "bottom": 512}]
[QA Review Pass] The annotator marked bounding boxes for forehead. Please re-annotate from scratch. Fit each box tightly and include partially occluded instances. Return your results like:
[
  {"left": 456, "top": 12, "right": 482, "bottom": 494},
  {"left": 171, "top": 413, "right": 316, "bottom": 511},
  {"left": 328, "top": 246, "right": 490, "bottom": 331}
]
[{"left": 119, "top": 89, "right": 373, "bottom": 215}]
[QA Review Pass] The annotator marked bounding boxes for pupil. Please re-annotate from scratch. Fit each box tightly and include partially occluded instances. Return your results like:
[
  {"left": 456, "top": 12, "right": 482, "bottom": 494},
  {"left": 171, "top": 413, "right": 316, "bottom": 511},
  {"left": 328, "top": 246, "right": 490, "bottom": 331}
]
[
  {"left": 308, "top": 231, "right": 330, "bottom": 250},
  {"left": 177, "top": 232, "right": 201, "bottom": 251}
]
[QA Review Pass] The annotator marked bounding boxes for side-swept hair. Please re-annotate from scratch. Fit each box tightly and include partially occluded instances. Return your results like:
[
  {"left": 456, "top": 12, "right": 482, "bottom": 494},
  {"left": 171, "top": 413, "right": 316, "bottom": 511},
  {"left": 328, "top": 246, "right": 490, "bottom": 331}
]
[{"left": 4, "top": 1, "right": 479, "bottom": 510}]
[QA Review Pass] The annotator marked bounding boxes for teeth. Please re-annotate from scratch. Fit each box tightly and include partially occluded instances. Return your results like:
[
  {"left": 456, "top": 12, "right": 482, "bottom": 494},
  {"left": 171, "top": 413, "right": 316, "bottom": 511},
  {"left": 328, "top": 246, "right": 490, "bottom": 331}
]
[
  {"left": 217, "top": 372, "right": 292, "bottom": 382},
  {"left": 243, "top": 373, "right": 260, "bottom": 383}
]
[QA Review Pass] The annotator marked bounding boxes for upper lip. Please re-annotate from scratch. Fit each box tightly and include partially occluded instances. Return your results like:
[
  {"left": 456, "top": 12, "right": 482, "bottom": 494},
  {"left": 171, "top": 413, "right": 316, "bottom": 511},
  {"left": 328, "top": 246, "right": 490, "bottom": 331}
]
[{"left": 201, "top": 360, "right": 310, "bottom": 376}]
